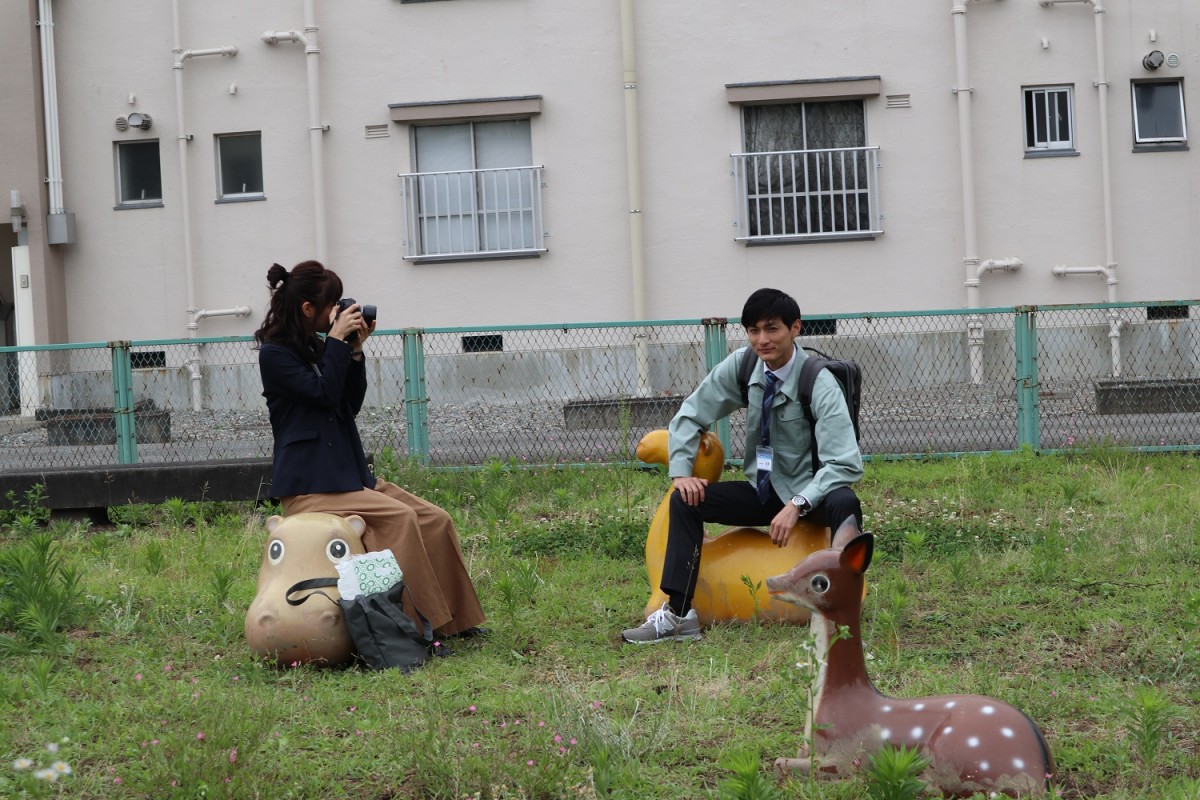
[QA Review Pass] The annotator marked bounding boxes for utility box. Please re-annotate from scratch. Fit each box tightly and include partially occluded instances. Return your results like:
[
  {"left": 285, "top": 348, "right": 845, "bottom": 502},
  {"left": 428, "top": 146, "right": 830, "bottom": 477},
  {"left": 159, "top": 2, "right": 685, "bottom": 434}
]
[{"left": 47, "top": 212, "right": 76, "bottom": 245}]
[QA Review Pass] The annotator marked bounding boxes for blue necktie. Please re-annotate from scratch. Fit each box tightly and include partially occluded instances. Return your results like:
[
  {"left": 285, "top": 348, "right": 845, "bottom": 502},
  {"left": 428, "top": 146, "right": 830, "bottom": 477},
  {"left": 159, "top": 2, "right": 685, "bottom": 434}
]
[{"left": 757, "top": 371, "right": 779, "bottom": 503}]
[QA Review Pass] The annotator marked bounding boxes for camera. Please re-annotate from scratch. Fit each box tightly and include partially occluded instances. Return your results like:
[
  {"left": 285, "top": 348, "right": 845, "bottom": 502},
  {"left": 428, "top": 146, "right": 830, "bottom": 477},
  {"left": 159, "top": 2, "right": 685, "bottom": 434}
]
[{"left": 335, "top": 298, "right": 377, "bottom": 343}]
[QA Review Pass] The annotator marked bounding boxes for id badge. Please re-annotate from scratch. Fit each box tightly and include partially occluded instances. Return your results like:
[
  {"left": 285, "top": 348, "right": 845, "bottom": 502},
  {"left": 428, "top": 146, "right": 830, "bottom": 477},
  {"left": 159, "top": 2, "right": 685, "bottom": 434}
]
[{"left": 756, "top": 446, "right": 774, "bottom": 474}]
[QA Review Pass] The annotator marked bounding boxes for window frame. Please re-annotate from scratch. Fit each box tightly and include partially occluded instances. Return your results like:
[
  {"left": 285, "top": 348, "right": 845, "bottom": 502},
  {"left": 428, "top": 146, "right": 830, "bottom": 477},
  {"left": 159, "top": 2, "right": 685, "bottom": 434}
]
[
  {"left": 113, "top": 139, "right": 163, "bottom": 209},
  {"left": 1023, "top": 85, "right": 1076, "bottom": 156},
  {"left": 1131, "top": 79, "right": 1188, "bottom": 148},
  {"left": 215, "top": 131, "right": 265, "bottom": 202}
]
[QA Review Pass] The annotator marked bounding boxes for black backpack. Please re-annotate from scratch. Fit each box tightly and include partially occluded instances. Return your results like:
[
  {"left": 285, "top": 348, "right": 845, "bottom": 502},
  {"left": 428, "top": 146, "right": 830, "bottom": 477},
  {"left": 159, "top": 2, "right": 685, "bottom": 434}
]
[{"left": 737, "top": 345, "right": 862, "bottom": 470}]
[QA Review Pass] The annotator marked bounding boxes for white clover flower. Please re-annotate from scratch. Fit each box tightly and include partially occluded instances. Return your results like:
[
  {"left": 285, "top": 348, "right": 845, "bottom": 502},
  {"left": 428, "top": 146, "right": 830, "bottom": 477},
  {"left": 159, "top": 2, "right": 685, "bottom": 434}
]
[{"left": 12, "top": 757, "right": 33, "bottom": 770}]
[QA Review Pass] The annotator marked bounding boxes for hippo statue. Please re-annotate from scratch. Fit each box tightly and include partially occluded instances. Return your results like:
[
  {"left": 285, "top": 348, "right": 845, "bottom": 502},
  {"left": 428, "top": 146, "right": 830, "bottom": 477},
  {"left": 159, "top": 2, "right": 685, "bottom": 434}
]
[{"left": 244, "top": 512, "right": 367, "bottom": 666}]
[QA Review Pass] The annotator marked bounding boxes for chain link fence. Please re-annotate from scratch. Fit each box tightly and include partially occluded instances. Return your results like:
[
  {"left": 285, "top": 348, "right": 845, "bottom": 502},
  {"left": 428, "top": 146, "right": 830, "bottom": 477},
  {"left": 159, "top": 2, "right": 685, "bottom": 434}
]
[{"left": 2, "top": 301, "right": 1198, "bottom": 473}]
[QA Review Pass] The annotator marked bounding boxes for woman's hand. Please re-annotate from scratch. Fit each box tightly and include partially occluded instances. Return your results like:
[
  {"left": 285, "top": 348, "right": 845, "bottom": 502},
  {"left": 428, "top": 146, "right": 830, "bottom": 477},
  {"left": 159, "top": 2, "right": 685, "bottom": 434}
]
[{"left": 327, "top": 303, "right": 366, "bottom": 344}]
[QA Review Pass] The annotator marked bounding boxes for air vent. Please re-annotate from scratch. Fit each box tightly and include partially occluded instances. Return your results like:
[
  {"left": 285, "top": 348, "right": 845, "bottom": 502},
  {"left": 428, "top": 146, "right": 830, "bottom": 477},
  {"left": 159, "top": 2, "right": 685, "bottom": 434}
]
[
  {"left": 462, "top": 334, "right": 503, "bottom": 353},
  {"left": 1147, "top": 305, "right": 1188, "bottom": 321},
  {"left": 885, "top": 94, "right": 912, "bottom": 108},
  {"left": 365, "top": 124, "right": 389, "bottom": 139},
  {"left": 1166, "top": 52, "right": 1181, "bottom": 68},
  {"left": 115, "top": 116, "right": 129, "bottom": 131}
]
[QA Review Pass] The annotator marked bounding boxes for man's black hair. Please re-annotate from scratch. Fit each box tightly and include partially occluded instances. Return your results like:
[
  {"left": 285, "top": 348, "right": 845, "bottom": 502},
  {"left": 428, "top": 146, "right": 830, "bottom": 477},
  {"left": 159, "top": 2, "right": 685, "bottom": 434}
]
[{"left": 740, "top": 288, "right": 801, "bottom": 329}]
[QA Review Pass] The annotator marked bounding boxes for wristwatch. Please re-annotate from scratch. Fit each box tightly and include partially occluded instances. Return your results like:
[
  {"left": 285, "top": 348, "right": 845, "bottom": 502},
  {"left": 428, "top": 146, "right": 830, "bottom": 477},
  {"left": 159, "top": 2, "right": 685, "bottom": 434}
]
[{"left": 790, "top": 495, "right": 812, "bottom": 514}]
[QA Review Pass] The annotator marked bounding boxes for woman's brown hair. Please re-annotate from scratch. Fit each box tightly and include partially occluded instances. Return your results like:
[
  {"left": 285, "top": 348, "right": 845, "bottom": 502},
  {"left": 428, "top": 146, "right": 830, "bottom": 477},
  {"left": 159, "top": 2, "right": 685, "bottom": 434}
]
[{"left": 254, "top": 260, "right": 344, "bottom": 362}]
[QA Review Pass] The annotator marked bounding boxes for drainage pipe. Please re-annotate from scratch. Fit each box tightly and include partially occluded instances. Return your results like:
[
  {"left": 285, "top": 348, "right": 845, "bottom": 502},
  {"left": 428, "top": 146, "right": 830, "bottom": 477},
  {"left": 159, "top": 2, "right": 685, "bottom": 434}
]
[
  {"left": 262, "top": 0, "right": 328, "bottom": 262},
  {"left": 36, "top": 0, "right": 64, "bottom": 215},
  {"left": 619, "top": 0, "right": 650, "bottom": 395},
  {"left": 192, "top": 306, "right": 252, "bottom": 324},
  {"left": 1041, "top": 0, "right": 1121, "bottom": 375},
  {"left": 953, "top": 0, "right": 1022, "bottom": 384},
  {"left": 172, "top": 0, "right": 238, "bottom": 411}
]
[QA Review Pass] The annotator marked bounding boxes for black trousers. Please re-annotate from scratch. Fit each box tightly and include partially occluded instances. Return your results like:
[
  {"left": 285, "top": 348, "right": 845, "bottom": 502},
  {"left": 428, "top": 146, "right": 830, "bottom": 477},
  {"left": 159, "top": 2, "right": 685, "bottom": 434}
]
[{"left": 660, "top": 482, "right": 863, "bottom": 608}]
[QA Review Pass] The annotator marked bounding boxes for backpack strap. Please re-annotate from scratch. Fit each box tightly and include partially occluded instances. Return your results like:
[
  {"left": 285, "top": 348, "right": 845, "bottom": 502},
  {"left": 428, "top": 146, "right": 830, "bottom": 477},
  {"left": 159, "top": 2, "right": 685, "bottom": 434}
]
[
  {"left": 285, "top": 577, "right": 340, "bottom": 607},
  {"left": 797, "top": 350, "right": 832, "bottom": 475},
  {"left": 737, "top": 346, "right": 759, "bottom": 405}
]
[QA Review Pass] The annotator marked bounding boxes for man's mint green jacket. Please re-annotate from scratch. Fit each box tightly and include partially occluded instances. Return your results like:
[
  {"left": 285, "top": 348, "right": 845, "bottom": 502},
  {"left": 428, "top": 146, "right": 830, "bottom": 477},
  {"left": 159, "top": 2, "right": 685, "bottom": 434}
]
[{"left": 667, "top": 346, "right": 863, "bottom": 506}]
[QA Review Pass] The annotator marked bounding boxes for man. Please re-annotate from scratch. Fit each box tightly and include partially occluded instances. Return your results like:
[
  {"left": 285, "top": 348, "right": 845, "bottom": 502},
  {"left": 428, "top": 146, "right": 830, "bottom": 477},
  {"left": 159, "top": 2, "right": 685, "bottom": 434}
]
[{"left": 621, "top": 288, "right": 863, "bottom": 644}]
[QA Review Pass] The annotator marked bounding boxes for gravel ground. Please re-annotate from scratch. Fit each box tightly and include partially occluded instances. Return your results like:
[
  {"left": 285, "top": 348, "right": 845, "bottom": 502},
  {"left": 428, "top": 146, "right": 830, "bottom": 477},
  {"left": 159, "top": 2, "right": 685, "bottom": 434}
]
[{"left": 1, "top": 379, "right": 1196, "bottom": 472}]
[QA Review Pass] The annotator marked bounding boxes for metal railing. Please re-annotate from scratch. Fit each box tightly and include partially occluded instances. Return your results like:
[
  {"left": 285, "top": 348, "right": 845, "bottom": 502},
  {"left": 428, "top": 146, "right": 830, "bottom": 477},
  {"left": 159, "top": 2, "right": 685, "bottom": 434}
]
[
  {"left": 732, "top": 146, "right": 882, "bottom": 241},
  {"left": 398, "top": 165, "right": 547, "bottom": 260},
  {"left": 2, "top": 300, "right": 1199, "bottom": 472}
]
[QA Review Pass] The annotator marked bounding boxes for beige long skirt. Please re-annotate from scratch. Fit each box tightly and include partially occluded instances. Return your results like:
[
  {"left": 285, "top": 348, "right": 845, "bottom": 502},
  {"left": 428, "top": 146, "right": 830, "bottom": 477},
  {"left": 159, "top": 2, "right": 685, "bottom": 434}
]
[{"left": 282, "top": 480, "right": 485, "bottom": 636}]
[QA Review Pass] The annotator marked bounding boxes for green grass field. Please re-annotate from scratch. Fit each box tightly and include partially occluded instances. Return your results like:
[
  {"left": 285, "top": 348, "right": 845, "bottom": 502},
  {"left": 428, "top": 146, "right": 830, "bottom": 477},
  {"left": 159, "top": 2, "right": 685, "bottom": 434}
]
[{"left": 1, "top": 447, "right": 1198, "bottom": 799}]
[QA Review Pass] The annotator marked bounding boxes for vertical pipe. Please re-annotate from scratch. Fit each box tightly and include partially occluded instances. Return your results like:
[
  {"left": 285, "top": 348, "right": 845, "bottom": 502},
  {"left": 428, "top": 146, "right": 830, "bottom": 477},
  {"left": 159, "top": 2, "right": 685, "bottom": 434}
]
[
  {"left": 1092, "top": 3, "right": 1122, "bottom": 376},
  {"left": 619, "top": 0, "right": 650, "bottom": 396},
  {"left": 952, "top": 1, "right": 986, "bottom": 385},
  {"left": 37, "top": 0, "right": 64, "bottom": 214},
  {"left": 402, "top": 328, "right": 430, "bottom": 462},
  {"left": 111, "top": 340, "right": 138, "bottom": 464},
  {"left": 702, "top": 318, "right": 731, "bottom": 458},
  {"left": 303, "top": 0, "right": 329, "bottom": 263},
  {"left": 171, "top": 0, "right": 203, "bottom": 411}
]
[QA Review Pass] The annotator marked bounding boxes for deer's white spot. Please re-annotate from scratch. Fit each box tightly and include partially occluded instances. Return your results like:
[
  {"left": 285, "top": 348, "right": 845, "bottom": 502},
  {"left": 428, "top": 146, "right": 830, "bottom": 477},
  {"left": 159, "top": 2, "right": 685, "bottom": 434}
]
[
  {"left": 981, "top": 706, "right": 996, "bottom": 715},
  {"left": 967, "top": 736, "right": 980, "bottom": 748},
  {"left": 881, "top": 705, "right": 892, "bottom": 713},
  {"left": 980, "top": 761, "right": 990, "bottom": 771},
  {"left": 943, "top": 726, "right": 953, "bottom": 735},
  {"left": 944, "top": 700, "right": 956, "bottom": 709},
  {"left": 914, "top": 703, "right": 925, "bottom": 711},
  {"left": 1001, "top": 727, "right": 1014, "bottom": 738},
  {"left": 1013, "top": 757, "right": 1025, "bottom": 770},
  {"left": 911, "top": 727, "right": 923, "bottom": 739},
  {"left": 880, "top": 728, "right": 891, "bottom": 740}
]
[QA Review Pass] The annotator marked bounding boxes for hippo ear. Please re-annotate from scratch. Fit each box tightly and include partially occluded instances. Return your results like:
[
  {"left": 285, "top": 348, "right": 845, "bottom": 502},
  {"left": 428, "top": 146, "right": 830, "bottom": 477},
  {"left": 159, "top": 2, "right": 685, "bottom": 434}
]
[
  {"left": 266, "top": 515, "right": 284, "bottom": 534},
  {"left": 343, "top": 515, "right": 367, "bottom": 538}
]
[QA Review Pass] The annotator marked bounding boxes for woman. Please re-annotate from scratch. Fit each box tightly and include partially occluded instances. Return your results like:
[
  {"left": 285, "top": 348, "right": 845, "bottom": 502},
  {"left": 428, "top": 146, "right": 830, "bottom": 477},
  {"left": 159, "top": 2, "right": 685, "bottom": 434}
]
[{"left": 255, "top": 260, "right": 485, "bottom": 637}]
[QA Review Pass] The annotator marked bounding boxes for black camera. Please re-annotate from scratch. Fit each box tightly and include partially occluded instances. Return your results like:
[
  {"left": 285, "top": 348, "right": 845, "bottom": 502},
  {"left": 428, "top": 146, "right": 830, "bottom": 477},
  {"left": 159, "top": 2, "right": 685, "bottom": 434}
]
[{"left": 335, "top": 298, "right": 377, "bottom": 343}]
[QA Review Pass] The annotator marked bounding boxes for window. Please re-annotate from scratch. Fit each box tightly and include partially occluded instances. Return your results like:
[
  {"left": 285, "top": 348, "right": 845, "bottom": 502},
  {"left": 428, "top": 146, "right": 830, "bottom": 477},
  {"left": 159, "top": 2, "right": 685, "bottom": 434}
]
[
  {"left": 732, "top": 100, "right": 881, "bottom": 241},
  {"left": 400, "top": 118, "right": 545, "bottom": 260},
  {"left": 216, "top": 132, "right": 264, "bottom": 200},
  {"left": 1132, "top": 80, "right": 1187, "bottom": 146},
  {"left": 115, "top": 140, "right": 162, "bottom": 207},
  {"left": 1024, "top": 86, "right": 1075, "bottom": 154}
]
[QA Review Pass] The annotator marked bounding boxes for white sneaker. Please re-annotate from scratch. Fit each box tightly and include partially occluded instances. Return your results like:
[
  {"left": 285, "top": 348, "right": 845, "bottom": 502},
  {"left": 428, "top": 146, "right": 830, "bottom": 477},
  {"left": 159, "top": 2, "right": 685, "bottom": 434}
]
[{"left": 621, "top": 603, "right": 703, "bottom": 644}]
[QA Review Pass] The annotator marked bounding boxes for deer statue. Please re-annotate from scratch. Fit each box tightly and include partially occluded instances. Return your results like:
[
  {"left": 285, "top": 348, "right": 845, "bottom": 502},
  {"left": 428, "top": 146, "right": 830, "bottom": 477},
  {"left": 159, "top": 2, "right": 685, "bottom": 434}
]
[
  {"left": 766, "top": 519, "right": 1055, "bottom": 797},
  {"left": 636, "top": 429, "right": 828, "bottom": 625}
]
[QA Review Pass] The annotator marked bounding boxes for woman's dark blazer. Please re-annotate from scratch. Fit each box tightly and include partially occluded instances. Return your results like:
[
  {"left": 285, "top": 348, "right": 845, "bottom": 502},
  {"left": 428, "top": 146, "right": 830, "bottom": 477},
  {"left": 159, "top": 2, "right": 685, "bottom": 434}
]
[{"left": 259, "top": 336, "right": 375, "bottom": 499}]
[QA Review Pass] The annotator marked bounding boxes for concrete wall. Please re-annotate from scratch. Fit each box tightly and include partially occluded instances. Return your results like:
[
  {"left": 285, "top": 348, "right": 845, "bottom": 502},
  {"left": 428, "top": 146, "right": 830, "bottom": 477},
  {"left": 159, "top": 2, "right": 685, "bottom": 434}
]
[{"left": 1, "top": 0, "right": 1197, "bottom": 347}]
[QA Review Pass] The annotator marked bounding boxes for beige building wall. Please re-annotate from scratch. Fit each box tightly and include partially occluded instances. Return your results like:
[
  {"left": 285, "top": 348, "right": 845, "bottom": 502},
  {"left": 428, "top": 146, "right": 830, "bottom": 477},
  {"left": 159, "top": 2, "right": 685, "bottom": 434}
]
[{"left": 1, "top": 0, "right": 1196, "bottom": 344}]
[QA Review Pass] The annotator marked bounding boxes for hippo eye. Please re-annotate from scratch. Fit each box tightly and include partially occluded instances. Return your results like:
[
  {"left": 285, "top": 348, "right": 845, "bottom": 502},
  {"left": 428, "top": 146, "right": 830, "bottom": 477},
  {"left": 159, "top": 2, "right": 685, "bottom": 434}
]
[
  {"left": 268, "top": 540, "right": 285, "bottom": 565},
  {"left": 326, "top": 539, "right": 350, "bottom": 563},
  {"left": 810, "top": 573, "right": 830, "bottom": 594}
]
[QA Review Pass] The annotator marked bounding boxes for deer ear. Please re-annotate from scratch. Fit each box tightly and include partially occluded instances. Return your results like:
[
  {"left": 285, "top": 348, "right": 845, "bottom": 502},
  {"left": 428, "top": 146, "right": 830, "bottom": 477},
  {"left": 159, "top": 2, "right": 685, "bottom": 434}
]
[
  {"left": 840, "top": 533, "right": 874, "bottom": 575},
  {"left": 830, "top": 515, "right": 861, "bottom": 549}
]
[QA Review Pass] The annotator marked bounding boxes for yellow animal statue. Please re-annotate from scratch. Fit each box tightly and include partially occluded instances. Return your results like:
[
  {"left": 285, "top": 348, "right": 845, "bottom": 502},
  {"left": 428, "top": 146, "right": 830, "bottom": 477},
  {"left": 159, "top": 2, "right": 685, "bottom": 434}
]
[
  {"left": 637, "top": 429, "right": 829, "bottom": 625},
  {"left": 244, "top": 512, "right": 367, "bottom": 666}
]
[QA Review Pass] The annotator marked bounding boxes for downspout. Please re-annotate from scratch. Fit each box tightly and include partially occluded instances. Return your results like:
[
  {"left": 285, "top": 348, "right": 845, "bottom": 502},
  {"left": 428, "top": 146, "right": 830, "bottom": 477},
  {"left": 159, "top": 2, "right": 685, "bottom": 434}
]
[
  {"left": 619, "top": 0, "right": 649, "bottom": 396},
  {"left": 172, "top": 0, "right": 237, "bottom": 411},
  {"left": 36, "top": 0, "right": 64, "bottom": 216},
  {"left": 1042, "top": 0, "right": 1121, "bottom": 375},
  {"left": 262, "top": 0, "right": 329, "bottom": 262},
  {"left": 953, "top": 0, "right": 1022, "bottom": 384}
]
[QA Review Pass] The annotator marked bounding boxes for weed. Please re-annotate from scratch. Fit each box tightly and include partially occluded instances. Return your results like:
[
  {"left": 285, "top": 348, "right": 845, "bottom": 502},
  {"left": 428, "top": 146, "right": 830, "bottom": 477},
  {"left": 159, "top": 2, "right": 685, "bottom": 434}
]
[
  {"left": 1123, "top": 684, "right": 1173, "bottom": 769},
  {"left": 740, "top": 574, "right": 763, "bottom": 622},
  {"left": 0, "top": 532, "right": 82, "bottom": 653},
  {"left": 864, "top": 744, "right": 928, "bottom": 800},
  {"left": 0, "top": 484, "right": 50, "bottom": 529},
  {"left": 160, "top": 496, "right": 194, "bottom": 529},
  {"left": 209, "top": 563, "right": 237, "bottom": 607},
  {"left": 144, "top": 539, "right": 166, "bottom": 575},
  {"left": 716, "top": 749, "right": 783, "bottom": 800}
]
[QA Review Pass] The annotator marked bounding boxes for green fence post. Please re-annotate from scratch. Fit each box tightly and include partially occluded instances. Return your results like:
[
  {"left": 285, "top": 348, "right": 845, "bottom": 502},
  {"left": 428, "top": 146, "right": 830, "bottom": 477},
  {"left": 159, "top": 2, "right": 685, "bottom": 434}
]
[
  {"left": 110, "top": 340, "right": 138, "bottom": 464},
  {"left": 1013, "top": 307, "right": 1041, "bottom": 450},
  {"left": 401, "top": 328, "right": 430, "bottom": 463},
  {"left": 702, "top": 317, "right": 731, "bottom": 457}
]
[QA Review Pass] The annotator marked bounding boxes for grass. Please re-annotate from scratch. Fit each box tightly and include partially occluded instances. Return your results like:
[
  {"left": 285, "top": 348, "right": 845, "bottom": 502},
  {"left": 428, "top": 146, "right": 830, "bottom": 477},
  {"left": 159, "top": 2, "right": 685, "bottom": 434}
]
[{"left": 1, "top": 447, "right": 1199, "bottom": 798}]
